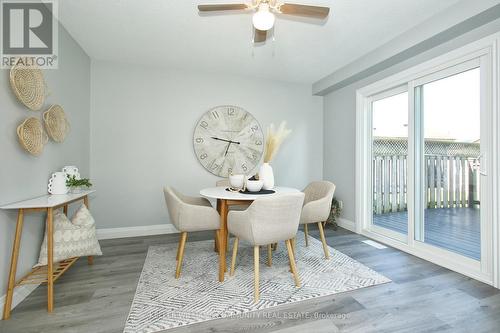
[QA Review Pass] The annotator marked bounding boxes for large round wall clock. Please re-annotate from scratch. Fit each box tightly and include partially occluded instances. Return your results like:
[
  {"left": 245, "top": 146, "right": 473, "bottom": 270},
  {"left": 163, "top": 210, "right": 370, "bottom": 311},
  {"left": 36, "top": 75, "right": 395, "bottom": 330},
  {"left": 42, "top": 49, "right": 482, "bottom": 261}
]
[{"left": 193, "top": 105, "right": 265, "bottom": 177}]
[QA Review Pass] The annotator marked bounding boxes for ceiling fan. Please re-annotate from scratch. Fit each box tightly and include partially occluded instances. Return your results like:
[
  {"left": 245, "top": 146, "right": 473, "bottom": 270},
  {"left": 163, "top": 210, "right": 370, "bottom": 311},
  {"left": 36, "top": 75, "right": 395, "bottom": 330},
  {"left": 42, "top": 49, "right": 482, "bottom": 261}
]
[{"left": 198, "top": 0, "right": 330, "bottom": 42}]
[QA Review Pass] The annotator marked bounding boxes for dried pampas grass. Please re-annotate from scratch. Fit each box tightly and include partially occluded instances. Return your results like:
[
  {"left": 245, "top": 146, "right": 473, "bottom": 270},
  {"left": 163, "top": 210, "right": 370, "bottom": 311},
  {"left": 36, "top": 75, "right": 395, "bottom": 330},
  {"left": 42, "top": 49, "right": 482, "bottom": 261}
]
[{"left": 264, "top": 121, "right": 292, "bottom": 163}]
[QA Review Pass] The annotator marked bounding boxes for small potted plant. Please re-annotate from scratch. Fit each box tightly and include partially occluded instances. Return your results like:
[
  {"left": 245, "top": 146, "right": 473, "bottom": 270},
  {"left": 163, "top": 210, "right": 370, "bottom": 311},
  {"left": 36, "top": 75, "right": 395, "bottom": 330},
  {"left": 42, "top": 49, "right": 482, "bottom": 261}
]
[
  {"left": 66, "top": 175, "right": 92, "bottom": 194},
  {"left": 325, "top": 197, "right": 342, "bottom": 230}
]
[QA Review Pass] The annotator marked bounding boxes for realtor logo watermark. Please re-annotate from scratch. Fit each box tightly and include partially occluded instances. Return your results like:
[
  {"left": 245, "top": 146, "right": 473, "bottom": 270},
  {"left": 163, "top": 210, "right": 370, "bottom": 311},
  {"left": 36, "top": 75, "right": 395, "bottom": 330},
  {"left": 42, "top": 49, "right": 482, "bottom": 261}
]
[{"left": 1, "top": 0, "right": 58, "bottom": 68}]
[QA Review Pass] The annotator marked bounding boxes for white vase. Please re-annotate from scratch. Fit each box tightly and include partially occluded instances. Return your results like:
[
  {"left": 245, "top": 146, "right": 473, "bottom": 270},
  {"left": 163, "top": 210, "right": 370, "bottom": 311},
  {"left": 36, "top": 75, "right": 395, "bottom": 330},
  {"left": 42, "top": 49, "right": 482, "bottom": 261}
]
[
  {"left": 48, "top": 172, "right": 68, "bottom": 195},
  {"left": 259, "top": 163, "right": 275, "bottom": 190}
]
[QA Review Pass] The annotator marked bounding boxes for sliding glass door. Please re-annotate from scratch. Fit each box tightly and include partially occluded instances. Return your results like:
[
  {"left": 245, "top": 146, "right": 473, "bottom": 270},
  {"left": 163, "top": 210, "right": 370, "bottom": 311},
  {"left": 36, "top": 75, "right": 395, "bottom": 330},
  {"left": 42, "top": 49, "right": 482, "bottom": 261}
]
[
  {"left": 360, "top": 48, "right": 493, "bottom": 282},
  {"left": 414, "top": 65, "right": 483, "bottom": 260},
  {"left": 371, "top": 89, "right": 409, "bottom": 240}
]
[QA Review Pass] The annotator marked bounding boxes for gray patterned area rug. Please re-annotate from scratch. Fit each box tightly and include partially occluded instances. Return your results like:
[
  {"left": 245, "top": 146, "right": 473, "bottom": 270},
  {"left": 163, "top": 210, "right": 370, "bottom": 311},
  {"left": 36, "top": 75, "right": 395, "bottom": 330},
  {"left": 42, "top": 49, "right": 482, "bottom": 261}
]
[{"left": 124, "top": 231, "right": 390, "bottom": 333}]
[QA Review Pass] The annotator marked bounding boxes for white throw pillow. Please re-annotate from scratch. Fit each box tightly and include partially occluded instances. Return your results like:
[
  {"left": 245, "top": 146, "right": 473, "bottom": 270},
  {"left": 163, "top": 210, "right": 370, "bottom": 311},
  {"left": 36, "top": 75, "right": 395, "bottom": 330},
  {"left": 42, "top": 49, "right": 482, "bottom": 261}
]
[{"left": 35, "top": 205, "right": 102, "bottom": 267}]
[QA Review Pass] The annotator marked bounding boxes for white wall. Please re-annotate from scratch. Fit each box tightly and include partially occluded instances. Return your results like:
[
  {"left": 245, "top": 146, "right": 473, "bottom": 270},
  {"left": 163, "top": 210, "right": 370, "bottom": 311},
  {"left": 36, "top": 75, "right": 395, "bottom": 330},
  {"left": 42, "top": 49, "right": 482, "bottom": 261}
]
[
  {"left": 90, "top": 60, "right": 323, "bottom": 229},
  {"left": 323, "top": 19, "right": 500, "bottom": 222},
  {"left": 0, "top": 26, "right": 90, "bottom": 296}
]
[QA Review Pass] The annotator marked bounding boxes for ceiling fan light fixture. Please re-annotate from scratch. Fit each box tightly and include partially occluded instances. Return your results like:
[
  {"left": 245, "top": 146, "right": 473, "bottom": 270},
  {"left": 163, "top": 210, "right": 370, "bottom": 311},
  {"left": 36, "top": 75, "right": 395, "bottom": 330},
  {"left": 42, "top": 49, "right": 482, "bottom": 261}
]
[{"left": 252, "top": 3, "right": 275, "bottom": 31}]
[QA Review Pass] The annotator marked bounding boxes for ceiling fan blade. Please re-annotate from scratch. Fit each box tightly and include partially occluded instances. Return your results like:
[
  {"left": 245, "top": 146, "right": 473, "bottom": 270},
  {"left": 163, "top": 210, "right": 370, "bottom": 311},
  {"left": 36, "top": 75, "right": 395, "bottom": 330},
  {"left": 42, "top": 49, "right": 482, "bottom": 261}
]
[
  {"left": 254, "top": 29, "right": 267, "bottom": 43},
  {"left": 279, "top": 4, "right": 330, "bottom": 18},
  {"left": 198, "top": 4, "right": 249, "bottom": 12}
]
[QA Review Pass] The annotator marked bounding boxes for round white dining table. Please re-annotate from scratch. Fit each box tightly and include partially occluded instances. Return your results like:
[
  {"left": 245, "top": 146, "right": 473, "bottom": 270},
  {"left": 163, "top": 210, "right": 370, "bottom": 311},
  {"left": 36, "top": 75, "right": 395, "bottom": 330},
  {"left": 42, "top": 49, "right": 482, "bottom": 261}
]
[{"left": 200, "top": 186, "right": 300, "bottom": 282}]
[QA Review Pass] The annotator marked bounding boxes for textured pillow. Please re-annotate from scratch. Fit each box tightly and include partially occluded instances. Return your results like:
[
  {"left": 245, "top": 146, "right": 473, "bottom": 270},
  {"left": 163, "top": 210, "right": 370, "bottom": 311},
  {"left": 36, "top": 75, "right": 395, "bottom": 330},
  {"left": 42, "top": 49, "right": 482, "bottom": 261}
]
[{"left": 36, "top": 205, "right": 102, "bottom": 267}]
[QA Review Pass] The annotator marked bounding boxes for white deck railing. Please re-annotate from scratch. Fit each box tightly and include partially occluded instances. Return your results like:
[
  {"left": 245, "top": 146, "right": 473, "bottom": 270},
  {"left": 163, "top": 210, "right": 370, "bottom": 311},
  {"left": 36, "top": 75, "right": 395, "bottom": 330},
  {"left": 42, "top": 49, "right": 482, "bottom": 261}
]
[{"left": 372, "top": 155, "right": 480, "bottom": 214}]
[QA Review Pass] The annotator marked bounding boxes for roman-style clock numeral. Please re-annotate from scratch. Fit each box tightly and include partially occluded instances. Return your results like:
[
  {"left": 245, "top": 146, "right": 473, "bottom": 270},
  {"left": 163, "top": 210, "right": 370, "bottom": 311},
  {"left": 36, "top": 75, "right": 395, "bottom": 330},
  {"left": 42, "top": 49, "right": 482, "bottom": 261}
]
[{"left": 194, "top": 105, "right": 264, "bottom": 177}]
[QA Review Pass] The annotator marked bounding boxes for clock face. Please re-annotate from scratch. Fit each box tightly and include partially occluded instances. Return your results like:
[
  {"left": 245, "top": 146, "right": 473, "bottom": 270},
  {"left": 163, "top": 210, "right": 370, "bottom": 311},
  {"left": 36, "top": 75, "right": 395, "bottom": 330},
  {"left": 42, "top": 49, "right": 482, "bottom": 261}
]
[{"left": 193, "top": 105, "right": 264, "bottom": 177}]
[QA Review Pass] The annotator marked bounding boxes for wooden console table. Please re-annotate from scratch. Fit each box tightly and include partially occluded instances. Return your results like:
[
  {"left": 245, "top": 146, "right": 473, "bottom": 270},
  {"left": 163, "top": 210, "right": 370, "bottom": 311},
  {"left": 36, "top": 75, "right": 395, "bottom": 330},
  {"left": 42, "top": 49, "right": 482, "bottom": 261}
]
[{"left": 0, "top": 190, "right": 95, "bottom": 320}]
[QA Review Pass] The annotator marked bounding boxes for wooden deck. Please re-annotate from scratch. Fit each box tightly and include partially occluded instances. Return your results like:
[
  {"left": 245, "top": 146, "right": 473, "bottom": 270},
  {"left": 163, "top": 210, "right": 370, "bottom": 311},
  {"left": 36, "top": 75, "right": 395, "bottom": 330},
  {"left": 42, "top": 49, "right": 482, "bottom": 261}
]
[{"left": 373, "top": 207, "right": 480, "bottom": 260}]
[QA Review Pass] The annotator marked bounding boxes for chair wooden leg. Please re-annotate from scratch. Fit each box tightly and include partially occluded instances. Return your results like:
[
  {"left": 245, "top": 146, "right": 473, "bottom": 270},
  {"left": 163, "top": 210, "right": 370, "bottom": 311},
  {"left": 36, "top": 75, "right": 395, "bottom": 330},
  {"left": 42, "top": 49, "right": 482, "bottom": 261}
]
[
  {"left": 175, "top": 232, "right": 187, "bottom": 278},
  {"left": 214, "top": 231, "right": 219, "bottom": 253},
  {"left": 176, "top": 234, "right": 182, "bottom": 261},
  {"left": 317, "top": 222, "right": 330, "bottom": 259},
  {"left": 254, "top": 245, "right": 260, "bottom": 303},
  {"left": 290, "top": 237, "right": 296, "bottom": 255},
  {"left": 230, "top": 238, "right": 239, "bottom": 276},
  {"left": 267, "top": 244, "right": 272, "bottom": 267},
  {"left": 304, "top": 224, "right": 309, "bottom": 247},
  {"left": 286, "top": 239, "right": 301, "bottom": 287},
  {"left": 272, "top": 243, "right": 277, "bottom": 251}
]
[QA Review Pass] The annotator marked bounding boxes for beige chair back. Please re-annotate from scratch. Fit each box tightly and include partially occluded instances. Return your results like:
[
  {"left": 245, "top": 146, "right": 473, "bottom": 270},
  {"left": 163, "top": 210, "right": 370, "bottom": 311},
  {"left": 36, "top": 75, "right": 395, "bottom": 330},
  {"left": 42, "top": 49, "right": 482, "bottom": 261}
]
[
  {"left": 245, "top": 193, "right": 305, "bottom": 245},
  {"left": 216, "top": 179, "right": 230, "bottom": 187},
  {"left": 163, "top": 186, "right": 183, "bottom": 230},
  {"left": 304, "top": 181, "right": 336, "bottom": 205}
]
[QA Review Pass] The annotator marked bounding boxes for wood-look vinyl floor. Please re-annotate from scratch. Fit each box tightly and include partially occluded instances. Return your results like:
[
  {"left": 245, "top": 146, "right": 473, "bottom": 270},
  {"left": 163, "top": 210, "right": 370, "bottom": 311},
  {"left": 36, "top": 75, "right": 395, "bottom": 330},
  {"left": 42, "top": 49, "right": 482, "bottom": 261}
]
[{"left": 1, "top": 226, "right": 499, "bottom": 333}]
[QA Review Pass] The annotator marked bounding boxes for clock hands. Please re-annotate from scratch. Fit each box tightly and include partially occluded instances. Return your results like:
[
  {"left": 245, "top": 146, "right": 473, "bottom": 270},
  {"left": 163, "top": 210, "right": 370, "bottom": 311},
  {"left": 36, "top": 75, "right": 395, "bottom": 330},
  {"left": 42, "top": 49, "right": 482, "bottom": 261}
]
[
  {"left": 211, "top": 136, "right": 241, "bottom": 145},
  {"left": 224, "top": 142, "right": 231, "bottom": 157}
]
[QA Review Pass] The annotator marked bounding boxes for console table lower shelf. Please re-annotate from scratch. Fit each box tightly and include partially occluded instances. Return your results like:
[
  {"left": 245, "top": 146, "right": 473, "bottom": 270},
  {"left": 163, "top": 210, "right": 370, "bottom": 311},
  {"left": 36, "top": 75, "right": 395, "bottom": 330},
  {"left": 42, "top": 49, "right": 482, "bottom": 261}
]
[
  {"left": 0, "top": 190, "right": 95, "bottom": 320},
  {"left": 17, "top": 257, "right": 79, "bottom": 286}
]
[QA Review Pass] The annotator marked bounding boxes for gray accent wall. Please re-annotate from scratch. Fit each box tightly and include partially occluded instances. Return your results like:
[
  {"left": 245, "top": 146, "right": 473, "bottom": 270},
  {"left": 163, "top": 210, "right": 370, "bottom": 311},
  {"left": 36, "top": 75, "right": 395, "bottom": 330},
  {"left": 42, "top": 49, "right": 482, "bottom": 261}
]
[
  {"left": 323, "top": 19, "right": 500, "bottom": 223},
  {"left": 90, "top": 60, "right": 323, "bottom": 229},
  {"left": 0, "top": 26, "right": 90, "bottom": 296}
]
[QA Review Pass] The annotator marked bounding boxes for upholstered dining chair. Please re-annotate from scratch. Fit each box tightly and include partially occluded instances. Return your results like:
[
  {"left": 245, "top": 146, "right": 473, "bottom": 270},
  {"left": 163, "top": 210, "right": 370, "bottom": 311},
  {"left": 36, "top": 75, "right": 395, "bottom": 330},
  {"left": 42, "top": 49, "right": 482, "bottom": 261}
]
[
  {"left": 228, "top": 193, "right": 305, "bottom": 302},
  {"left": 163, "top": 186, "right": 220, "bottom": 279},
  {"left": 299, "top": 181, "right": 336, "bottom": 259}
]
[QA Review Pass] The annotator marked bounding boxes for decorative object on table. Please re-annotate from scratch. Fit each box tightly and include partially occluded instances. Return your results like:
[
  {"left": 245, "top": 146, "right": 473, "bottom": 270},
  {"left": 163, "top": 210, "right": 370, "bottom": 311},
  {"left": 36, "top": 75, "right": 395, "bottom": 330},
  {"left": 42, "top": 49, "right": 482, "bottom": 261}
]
[
  {"left": 245, "top": 175, "right": 263, "bottom": 192},
  {"left": 325, "top": 197, "right": 342, "bottom": 230},
  {"left": 47, "top": 171, "right": 69, "bottom": 195},
  {"left": 35, "top": 205, "right": 102, "bottom": 267},
  {"left": 229, "top": 174, "right": 245, "bottom": 190},
  {"left": 43, "top": 104, "right": 70, "bottom": 142},
  {"left": 66, "top": 175, "right": 92, "bottom": 194},
  {"left": 17, "top": 117, "right": 48, "bottom": 156},
  {"left": 193, "top": 105, "right": 264, "bottom": 177},
  {"left": 225, "top": 188, "right": 275, "bottom": 195},
  {"left": 123, "top": 231, "right": 390, "bottom": 333},
  {"left": 62, "top": 165, "right": 80, "bottom": 179},
  {"left": 259, "top": 121, "right": 292, "bottom": 190},
  {"left": 9, "top": 59, "right": 47, "bottom": 111}
]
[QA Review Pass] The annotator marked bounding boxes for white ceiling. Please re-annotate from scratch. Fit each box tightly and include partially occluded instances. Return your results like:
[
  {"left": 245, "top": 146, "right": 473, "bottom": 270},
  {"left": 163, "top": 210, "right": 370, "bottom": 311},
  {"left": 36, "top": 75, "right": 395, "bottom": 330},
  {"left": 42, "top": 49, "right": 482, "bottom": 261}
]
[{"left": 59, "top": 0, "right": 462, "bottom": 84}]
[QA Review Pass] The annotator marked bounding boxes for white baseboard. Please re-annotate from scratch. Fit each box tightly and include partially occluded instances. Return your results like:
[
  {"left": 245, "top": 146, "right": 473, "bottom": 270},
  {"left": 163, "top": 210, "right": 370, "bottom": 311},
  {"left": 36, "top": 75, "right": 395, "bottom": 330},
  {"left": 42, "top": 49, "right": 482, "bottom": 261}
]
[
  {"left": 97, "top": 224, "right": 179, "bottom": 240},
  {"left": 337, "top": 218, "right": 356, "bottom": 232},
  {"left": 0, "top": 284, "right": 40, "bottom": 320}
]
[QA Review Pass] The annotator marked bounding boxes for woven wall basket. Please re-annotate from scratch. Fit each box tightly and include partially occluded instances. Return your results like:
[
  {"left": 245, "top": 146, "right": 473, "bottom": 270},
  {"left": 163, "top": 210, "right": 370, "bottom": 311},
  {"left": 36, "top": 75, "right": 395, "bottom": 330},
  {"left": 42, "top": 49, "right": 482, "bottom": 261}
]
[
  {"left": 10, "top": 60, "right": 46, "bottom": 111},
  {"left": 43, "top": 105, "right": 70, "bottom": 142},
  {"left": 17, "top": 117, "right": 48, "bottom": 156}
]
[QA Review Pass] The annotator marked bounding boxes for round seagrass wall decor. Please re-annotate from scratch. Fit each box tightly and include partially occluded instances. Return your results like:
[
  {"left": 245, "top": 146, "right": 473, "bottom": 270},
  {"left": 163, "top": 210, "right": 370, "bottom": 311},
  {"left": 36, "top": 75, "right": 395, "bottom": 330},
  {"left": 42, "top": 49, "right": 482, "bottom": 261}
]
[
  {"left": 17, "top": 117, "right": 48, "bottom": 156},
  {"left": 43, "top": 105, "right": 70, "bottom": 142},
  {"left": 9, "top": 61, "right": 46, "bottom": 111}
]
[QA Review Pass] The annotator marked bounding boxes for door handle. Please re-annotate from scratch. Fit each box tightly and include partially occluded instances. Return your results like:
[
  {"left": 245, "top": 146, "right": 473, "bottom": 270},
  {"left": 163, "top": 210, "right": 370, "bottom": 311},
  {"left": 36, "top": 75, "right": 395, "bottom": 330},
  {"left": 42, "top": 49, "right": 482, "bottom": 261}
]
[{"left": 478, "top": 153, "right": 487, "bottom": 176}]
